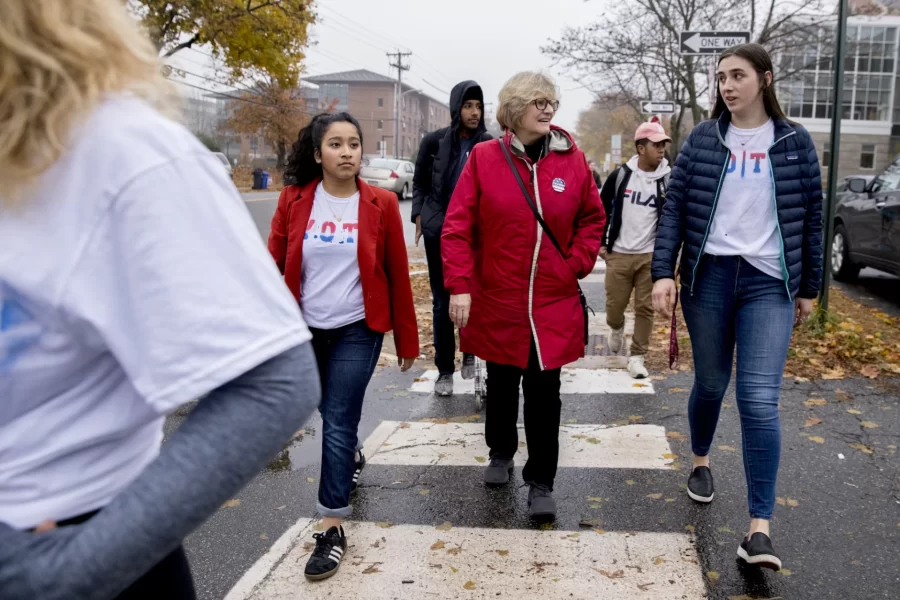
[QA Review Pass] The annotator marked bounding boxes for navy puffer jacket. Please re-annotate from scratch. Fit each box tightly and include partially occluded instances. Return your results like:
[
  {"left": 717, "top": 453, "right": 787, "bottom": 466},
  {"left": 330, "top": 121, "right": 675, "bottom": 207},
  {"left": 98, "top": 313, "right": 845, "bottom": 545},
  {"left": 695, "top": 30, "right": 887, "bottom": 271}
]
[{"left": 651, "top": 114, "right": 824, "bottom": 300}]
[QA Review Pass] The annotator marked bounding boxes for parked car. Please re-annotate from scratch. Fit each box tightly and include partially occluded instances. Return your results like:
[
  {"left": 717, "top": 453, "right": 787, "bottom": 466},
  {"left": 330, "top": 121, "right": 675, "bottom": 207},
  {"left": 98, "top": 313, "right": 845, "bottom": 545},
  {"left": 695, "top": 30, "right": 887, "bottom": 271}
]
[
  {"left": 212, "top": 152, "right": 233, "bottom": 179},
  {"left": 360, "top": 158, "right": 414, "bottom": 200},
  {"left": 832, "top": 158, "right": 900, "bottom": 280}
]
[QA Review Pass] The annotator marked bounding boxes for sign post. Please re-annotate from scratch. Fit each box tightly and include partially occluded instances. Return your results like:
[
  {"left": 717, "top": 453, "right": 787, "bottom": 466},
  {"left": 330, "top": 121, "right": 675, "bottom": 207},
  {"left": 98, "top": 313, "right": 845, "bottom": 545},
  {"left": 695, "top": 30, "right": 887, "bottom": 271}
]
[
  {"left": 640, "top": 100, "right": 677, "bottom": 115},
  {"left": 610, "top": 134, "right": 622, "bottom": 166}
]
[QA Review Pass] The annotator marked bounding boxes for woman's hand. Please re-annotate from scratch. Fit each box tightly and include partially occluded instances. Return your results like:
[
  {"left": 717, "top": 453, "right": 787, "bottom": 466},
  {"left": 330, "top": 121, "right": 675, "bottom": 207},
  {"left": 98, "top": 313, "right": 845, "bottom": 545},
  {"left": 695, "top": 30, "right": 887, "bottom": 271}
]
[
  {"left": 794, "top": 297, "right": 814, "bottom": 327},
  {"left": 399, "top": 357, "right": 416, "bottom": 372},
  {"left": 652, "top": 278, "right": 678, "bottom": 319},
  {"left": 449, "top": 293, "right": 472, "bottom": 328}
]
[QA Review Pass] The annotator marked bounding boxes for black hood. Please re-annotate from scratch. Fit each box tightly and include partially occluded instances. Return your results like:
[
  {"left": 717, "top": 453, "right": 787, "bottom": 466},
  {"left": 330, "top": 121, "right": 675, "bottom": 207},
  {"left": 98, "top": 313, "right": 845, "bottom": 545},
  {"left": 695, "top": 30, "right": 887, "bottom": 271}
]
[{"left": 449, "top": 80, "right": 487, "bottom": 136}]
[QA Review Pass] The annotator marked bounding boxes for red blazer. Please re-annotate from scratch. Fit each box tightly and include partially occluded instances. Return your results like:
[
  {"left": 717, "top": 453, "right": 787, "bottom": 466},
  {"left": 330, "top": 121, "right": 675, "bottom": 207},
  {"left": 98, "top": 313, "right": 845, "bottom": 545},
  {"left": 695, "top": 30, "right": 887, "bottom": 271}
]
[{"left": 268, "top": 178, "right": 419, "bottom": 359}]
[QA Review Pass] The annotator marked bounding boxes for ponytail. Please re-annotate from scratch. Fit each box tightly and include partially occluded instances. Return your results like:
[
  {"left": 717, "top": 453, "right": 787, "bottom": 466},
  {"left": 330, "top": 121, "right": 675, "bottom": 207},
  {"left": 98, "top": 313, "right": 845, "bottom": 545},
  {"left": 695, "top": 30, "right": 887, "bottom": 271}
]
[{"left": 283, "top": 112, "right": 364, "bottom": 187}]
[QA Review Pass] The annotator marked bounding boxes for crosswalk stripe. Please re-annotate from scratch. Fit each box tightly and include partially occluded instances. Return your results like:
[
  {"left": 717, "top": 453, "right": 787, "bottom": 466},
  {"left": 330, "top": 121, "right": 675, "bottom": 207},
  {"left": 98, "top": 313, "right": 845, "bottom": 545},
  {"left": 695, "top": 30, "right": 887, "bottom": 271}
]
[
  {"left": 410, "top": 368, "right": 653, "bottom": 395},
  {"left": 363, "top": 421, "right": 676, "bottom": 470},
  {"left": 227, "top": 519, "right": 704, "bottom": 600}
]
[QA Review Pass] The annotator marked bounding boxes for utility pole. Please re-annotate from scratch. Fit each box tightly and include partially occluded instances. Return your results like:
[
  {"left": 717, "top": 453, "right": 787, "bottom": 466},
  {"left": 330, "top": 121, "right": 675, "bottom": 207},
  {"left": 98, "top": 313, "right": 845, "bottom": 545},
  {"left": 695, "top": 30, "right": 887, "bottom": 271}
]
[{"left": 387, "top": 50, "right": 411, "bottom": 159}]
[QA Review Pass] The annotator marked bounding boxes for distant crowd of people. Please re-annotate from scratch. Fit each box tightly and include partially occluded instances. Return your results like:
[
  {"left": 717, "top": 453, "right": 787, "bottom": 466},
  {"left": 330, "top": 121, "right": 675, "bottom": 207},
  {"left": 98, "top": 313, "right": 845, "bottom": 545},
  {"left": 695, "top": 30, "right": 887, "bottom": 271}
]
[{"left": 1, "top": 0, "right": 822, "bottom": 596}]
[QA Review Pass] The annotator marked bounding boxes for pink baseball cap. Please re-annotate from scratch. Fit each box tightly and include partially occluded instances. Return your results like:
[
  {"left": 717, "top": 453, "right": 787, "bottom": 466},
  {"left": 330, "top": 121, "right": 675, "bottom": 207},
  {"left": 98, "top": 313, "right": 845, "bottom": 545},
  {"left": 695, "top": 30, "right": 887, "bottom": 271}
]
[{"left": 634, "top": 120, "right": 672, "bottom": 143}]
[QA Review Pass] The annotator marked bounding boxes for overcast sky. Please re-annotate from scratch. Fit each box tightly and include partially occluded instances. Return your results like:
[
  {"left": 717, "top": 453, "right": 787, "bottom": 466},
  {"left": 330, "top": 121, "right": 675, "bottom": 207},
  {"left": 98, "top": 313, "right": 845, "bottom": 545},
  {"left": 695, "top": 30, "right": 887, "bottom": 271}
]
[{"left": 172, "top": 0, "right": 609, "bottom": 133}]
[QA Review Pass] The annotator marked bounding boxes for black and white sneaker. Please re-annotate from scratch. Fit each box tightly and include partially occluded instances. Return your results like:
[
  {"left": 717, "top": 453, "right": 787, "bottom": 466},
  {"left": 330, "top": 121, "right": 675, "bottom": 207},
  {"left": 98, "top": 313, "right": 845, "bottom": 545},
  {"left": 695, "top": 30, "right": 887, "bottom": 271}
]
[
  {"left": 304, "top": 526, "right": 347, "bottom": 581},
  {"left": 687, "top": 466, "right": 715, "bottom": 503},
  {"left": 350, "top": 450, "right": 366, "bottom": 495},
  {"left": 737, "top": 532, "right": 782, "bottom": 571}
]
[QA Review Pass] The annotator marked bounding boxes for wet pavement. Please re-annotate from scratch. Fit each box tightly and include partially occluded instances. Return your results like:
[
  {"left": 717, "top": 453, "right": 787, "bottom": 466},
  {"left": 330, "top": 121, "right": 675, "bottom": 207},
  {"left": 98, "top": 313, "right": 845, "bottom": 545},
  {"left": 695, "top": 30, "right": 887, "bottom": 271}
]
[{"left": 172, "top": 197, "right": 900, "bottom": 599}]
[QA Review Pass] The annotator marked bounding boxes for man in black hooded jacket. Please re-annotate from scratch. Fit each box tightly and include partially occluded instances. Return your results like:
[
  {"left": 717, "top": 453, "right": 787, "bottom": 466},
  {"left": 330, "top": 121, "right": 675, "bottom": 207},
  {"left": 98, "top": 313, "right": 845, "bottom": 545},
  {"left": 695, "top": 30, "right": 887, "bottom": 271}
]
[{"left": 411, "top": 81, "right": 492, "bottom": 397}]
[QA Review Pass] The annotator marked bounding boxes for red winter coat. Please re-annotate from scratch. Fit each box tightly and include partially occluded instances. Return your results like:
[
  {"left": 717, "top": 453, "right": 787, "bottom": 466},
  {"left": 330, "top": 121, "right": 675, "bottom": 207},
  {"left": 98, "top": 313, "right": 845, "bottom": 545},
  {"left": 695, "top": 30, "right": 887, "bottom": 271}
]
[
  {"left": 441, "top": 127, "right": 605, "bottom": 370},
  {"left": 268, "top": 178, "right": 419, "bottom": 359}
]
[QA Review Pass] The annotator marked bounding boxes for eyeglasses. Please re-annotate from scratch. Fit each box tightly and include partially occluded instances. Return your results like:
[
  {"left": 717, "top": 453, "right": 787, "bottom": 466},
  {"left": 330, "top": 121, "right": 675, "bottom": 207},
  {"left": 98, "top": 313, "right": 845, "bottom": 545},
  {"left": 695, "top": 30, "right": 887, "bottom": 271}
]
[{"left": 533, "top": 98, "right": 560, "bottom": 112}]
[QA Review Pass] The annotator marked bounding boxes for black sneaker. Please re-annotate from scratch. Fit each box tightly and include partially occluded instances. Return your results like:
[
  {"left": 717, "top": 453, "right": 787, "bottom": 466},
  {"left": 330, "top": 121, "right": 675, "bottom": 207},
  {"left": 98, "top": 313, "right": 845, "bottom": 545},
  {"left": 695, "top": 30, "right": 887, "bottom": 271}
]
[
  {"left": 434, "top": 373, "right": 453, "bottom": 397},
  {"left": 350, "top": 450, "right": 366, "bottom": 495},
  {"left": 461, "top": 353, "right": 476, "bottom": 380},
  {"left": 483, "top": 457, "right": 514, "bottom": 486},
  {"left": 687, "top": 466, "right": 714, "bottom": 503},
  {"left": 304, "top": 526, "right": 347, "bottom": 581},
  {"left": 737, "top": 532, "right": 782, "bottom": 571},
  {"left": 527, "top": 483, "right": 557, "bottom": 522}
]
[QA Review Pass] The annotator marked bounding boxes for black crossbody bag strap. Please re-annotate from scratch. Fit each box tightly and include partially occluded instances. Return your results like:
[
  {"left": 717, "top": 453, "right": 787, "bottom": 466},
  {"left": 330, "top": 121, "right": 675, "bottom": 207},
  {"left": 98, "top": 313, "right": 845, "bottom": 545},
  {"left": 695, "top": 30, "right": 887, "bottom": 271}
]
[{"left": 499, "top": 140, "right": 593, "bottom": 345}]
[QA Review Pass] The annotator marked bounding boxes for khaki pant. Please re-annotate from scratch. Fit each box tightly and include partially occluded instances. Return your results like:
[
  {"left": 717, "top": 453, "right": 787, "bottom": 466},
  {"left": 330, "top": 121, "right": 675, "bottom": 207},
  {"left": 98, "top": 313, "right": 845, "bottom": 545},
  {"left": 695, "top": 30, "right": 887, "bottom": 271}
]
[{"left": 604, "top": 252, "right": 654, "bottom": 356}]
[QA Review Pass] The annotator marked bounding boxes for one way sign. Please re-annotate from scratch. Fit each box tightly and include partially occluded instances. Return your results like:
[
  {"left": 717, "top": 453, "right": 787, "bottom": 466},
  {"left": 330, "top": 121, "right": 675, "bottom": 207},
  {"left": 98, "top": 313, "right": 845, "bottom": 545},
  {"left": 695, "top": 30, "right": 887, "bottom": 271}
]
[
  {"left": 680, "top": 31, "right": 750, "bottom": 55},
  {"left": 641, "top": 101, "right": 676, "bottom": 114}
]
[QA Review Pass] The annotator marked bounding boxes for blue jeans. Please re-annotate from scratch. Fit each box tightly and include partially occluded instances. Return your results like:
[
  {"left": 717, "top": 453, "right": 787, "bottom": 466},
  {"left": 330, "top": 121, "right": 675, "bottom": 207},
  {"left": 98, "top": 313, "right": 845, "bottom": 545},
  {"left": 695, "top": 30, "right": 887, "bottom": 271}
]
[
  {"left": 681, "top": 256, "right": 795, "bottom": 520},
  {"left": 309, "top": 320, "right": 383, "bottom": 517}
]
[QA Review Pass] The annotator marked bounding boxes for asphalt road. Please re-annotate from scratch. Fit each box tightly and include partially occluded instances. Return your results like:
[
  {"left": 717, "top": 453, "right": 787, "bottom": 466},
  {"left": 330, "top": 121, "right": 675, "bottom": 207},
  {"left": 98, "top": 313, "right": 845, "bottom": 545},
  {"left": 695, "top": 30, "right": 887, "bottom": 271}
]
[{"left": 171, "top": 193, "right": 900, "bottom": 600}]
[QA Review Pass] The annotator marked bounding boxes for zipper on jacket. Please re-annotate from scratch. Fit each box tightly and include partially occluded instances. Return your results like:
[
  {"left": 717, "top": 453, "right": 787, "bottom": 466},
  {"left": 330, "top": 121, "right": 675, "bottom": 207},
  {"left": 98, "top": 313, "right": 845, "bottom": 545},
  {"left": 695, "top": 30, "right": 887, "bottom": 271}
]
[
  {"left": 767, "top": 131, "right": 797, "bottom": 301},
  {"left": 525, "top": 160, "right": 547, "bottom": 371},
  {"left": 690, "top": 152, "right": 731, "bottom": 295}
]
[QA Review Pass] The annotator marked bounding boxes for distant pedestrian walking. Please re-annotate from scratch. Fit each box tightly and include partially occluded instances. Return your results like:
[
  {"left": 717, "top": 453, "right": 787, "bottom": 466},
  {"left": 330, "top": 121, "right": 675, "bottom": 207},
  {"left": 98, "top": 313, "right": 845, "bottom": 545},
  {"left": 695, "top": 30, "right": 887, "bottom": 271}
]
[
  {"left": 411, "top": 81, "right": 493, "bottom": 396},
  {"left": 269, "top": 112, "right": 419, "bottom": 582},
  {"left": 651, "top": 43, "right": 823, "bottom": 571},
  {"left": 442, "top": 72, "right": 605, "bottom": 522},
  {"left": 599, "top": 118, "right": 671, "bottom": 379}
]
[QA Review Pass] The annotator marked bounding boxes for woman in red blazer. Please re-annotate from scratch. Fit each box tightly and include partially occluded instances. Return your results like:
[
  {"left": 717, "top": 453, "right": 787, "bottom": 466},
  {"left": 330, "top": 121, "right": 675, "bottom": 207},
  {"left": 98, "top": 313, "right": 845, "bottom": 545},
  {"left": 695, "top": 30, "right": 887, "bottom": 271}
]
[{"left": 268, "top": 112, "right": 418, "bottom": 582}]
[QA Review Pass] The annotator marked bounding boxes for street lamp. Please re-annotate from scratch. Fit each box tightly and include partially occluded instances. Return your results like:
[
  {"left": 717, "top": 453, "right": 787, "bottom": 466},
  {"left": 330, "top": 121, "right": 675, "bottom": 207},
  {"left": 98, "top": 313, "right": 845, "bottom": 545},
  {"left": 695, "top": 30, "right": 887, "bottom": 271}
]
[{"left": 819, "top": 0, "right": 849, "bottom": 312}]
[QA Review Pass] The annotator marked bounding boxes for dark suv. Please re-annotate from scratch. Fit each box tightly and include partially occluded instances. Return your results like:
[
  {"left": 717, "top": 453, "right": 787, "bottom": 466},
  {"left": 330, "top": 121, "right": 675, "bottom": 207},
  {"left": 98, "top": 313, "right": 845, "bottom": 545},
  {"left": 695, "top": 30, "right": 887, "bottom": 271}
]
[{"left": 831, "top": 156, "right": 900, "bottom": 281}]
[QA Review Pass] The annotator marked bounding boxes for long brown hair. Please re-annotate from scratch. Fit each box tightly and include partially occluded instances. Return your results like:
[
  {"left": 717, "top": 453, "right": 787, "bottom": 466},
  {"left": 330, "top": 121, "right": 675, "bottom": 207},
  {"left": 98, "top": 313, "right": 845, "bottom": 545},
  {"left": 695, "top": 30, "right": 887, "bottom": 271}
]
[{"left": 712, "top": 43, "right": 788, "bottom": 121}]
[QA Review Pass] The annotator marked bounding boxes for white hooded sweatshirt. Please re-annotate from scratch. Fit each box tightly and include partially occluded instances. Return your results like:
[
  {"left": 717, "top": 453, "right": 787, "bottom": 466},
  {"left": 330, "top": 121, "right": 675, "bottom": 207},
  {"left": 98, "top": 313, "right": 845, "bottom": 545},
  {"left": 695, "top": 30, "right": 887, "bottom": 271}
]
[{"left": 613, "top": 155, "right": 671, "bottom": 254}]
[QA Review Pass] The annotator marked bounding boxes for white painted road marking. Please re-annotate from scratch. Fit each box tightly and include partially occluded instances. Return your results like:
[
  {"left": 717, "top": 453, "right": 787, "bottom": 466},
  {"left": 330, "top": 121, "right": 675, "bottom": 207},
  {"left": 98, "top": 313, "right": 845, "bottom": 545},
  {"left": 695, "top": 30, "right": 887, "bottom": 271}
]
[
  {"left": 227, "top": 519, "right": 705, "bottom": 600},
  {"left": 410, "top": 368, "right": 653, "bottom": 395},
  {"left": 363, "top": 421, "right": 676, "bottom": 470}
]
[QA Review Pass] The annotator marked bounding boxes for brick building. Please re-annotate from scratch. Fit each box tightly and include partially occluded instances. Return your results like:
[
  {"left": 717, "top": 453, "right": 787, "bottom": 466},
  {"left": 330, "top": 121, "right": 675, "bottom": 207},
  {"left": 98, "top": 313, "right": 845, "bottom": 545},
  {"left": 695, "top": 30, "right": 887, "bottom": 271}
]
[{"left": 305, "top": 69, "right": 450, "bottom": 160}]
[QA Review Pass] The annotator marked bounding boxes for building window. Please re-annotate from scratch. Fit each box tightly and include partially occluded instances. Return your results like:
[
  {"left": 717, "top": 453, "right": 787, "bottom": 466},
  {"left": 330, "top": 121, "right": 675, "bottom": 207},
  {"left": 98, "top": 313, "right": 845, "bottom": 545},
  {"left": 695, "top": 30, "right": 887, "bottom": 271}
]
[
  {"left": 823, "top": 143, "right": 830, "bottom": 166},
  {"left": 377, "top": 119, "right": 383, "bottom": 130},
  {"left": 376, "top": 140, "right": 383, "bottom": 153},
  {"left": 861, "top": 144, "right": 876, "bottom": 169},
  {"left": 377, "top": 97, "right": 384, "bottom": 108},
  {"left": 402, "top": 119, "right": 407, "bottom": 131}
]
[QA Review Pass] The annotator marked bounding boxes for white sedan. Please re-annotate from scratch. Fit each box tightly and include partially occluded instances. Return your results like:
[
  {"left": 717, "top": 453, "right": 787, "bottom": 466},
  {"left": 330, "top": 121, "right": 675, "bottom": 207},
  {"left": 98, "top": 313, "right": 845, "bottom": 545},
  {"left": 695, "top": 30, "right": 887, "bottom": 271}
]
[{"left": 360, "top": 158, "right": 414, "bottom": 200}]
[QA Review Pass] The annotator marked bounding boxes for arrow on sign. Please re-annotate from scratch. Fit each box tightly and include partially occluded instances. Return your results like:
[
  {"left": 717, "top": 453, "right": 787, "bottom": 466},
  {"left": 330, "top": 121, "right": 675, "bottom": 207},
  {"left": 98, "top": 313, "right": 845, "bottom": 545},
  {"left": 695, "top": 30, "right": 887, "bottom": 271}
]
[
  {"left": 682, "top": 33, "right": 703, "bottom": 53},
  {"left": 641, "top": 101, "right": 676, "bottom": 114}
]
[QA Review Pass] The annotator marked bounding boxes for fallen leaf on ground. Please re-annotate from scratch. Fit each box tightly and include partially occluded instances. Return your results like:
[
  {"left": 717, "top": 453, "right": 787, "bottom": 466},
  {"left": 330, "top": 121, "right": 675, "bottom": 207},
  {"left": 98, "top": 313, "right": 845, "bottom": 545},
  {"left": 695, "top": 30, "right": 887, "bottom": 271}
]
[
  {"left": 668, "top": 388, "right": 689, "bottom": 393},
  {"left": 787, "top": 498, "right": 800, "bottom": 508},
  {"left": 435, "top": 521, "right": 453, "bottom": 531},
  {"left": 495, "top": 550, "right": 509, "bottom": 556},
  {"left": 586, "top": 437, "right": 601, "bottom": 444},
  {"left": 666, "top": 431, "right": 687, "bottom": 440},
  {"left": 718, "top": 445, "right": 737, "bottom": 452},
  {"left": 717, "top": 526, "right": 735, "bottom": 534},
  {"left": 221, "top": 499, "right": 240, "bottom": 509},
  {"left": 474, "top": 456, "right": 486, "bottom": 463},
  {"left": 684, "top": 525, "right": 696, "bottom": 533},
  {"left": 447, "top": 545, "right": 464, "bottom": 555},
  {"left": 274, "top": 505, "right": 286, "bottom": 511},
  {"left": 646, "top": 493, "right": 663, "bottom": 499},
  {"left": 780, "top": 568, "right": 793, "bottom": 576},
  {"left": 420, "top": 489, "right": 430, "bottom": 495},
  {"left": 586, "top": 497, "right": 604, "bottom": 502},
  {"left": 654, "top": 557, "right": 665, "bottom": 565},
  {"left": 259, "top": 533, "right": 268, "bottom": 540},
  {"left": 822, "top": 368, "right": 846, "bottom": 380},
  {"left": 860, "top": 365, "right": 879, "bottom": 379},
  {"left": 450, "top": 566, "right": 458, "bottom": 573},
  {"left": 376, "top": 522, "right": 393, "bottom": 528},
  {"left": 776, "top": 497, "right": 786, "bottom": 506},
  {"left": 463, "top": 581, "right": 476, "bottom": 590},
  {"left": 662, "top": 453, "right": 678, "bottom": 460},
  {"left": 306, "top": 477, "right": 315, "bottom": 483},
  {"left": 848, "top": 442, "right": 874, "bottom": 455},
  {"left": 593, "top": 568, "right": 625, "bottom": 579},
  {"left": 707, "top": 571, "right": 721, "bottom": 582},
  {"left": 628, "top": 415, "right": 644, "bottom": 422},
  {"left": 430, "top": 541, "right": 446, "bottom": 550},
  {"left": 804, "top": 398, "right": 827, "bottom": 406},
  {"left": 860, "top": 421, "right": 879, "bottom": 429},
  {"left": 847, "top": 409, "right": 863, "bottom": 415},
  {"left": 362, "top": 563, "right": 382, "bottom": 574},
  {"left": 625, "top": 479, "right": 635, "bottom": 485},
  {"left": 809, "top": 436, "right": 825, "bottom": 444},
  {"left": 804, "top": 417, "right": 823, "bottom": 427},
  {"left": 632, "top": 383, "right": 648, "bottom": 388},
  {"left": 398, "top": 422, "right": 411, "bottom": 428}
]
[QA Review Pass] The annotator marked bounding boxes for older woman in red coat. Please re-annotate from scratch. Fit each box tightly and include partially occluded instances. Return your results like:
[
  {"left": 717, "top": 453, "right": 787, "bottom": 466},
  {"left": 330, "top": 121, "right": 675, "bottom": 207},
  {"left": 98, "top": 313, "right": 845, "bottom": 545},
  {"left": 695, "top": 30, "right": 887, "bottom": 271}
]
[{"left": 441, "top": 72, "right": 605, "bottom": 521}]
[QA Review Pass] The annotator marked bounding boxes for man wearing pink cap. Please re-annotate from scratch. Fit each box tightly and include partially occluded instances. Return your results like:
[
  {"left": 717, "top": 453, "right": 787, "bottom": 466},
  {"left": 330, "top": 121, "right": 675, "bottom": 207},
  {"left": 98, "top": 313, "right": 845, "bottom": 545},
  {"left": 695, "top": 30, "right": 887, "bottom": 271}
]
[{"left": 598, "top": 118, "right": 672, "bottom": 378}]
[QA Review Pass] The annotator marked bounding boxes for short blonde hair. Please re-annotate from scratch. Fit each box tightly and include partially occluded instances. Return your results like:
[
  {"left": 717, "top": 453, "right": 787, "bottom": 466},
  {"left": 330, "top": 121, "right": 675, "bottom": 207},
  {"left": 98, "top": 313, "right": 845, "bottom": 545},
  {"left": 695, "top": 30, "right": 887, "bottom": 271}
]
[
  {"left": 0, "top": 0, "right": 180, "bottom": 206},
  {"left": 496, "top": 71, "right": 559, "bottom": 132}
]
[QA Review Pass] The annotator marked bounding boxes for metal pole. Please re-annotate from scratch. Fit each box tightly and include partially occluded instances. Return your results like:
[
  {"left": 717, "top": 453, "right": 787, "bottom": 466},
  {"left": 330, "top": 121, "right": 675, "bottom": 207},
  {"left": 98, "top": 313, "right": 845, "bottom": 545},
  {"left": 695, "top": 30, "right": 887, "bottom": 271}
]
[{"left": 819, "top": 0, "right": 849, "bottom": 311}]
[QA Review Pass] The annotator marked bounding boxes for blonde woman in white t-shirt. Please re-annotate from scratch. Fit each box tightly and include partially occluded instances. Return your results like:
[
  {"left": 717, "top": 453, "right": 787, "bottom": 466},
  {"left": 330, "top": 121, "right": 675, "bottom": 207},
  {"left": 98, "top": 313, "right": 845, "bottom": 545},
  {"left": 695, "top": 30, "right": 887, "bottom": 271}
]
[
  {"left": 651, "top": 43, "right": 823, "bottom": 571},
  {"left": 0, "top": 1, "right": 322, "bottom": 598}
]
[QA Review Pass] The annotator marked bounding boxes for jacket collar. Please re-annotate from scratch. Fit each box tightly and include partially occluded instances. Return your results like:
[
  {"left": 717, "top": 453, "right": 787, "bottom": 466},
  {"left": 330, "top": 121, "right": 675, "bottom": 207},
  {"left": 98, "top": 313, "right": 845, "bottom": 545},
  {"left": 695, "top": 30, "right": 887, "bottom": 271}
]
[
  {"left": 295, "top": 177, "right": 378, "bottom": 204},
  {"left": 507, "top": 126, "right": 574, "bottom": 160},
  {"left": 715, "top": 112, "right": 795, "bottom": 147}
]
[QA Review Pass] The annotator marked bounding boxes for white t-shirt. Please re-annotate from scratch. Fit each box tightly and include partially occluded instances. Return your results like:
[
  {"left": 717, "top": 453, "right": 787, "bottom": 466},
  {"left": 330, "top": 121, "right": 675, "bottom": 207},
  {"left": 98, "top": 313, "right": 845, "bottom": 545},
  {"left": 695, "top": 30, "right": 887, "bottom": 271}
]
[
  {"left": 704, "top": 120, "right": 784, "bottom": 280},
  {"left": 0, "top": 97, "right": 311, "bottom": 530},
  {"left": 613, "top": 156, "right": 670, "bottom": 254},
  {"left": 300, "top": 183, "right": 366, "bottom": 329}
]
